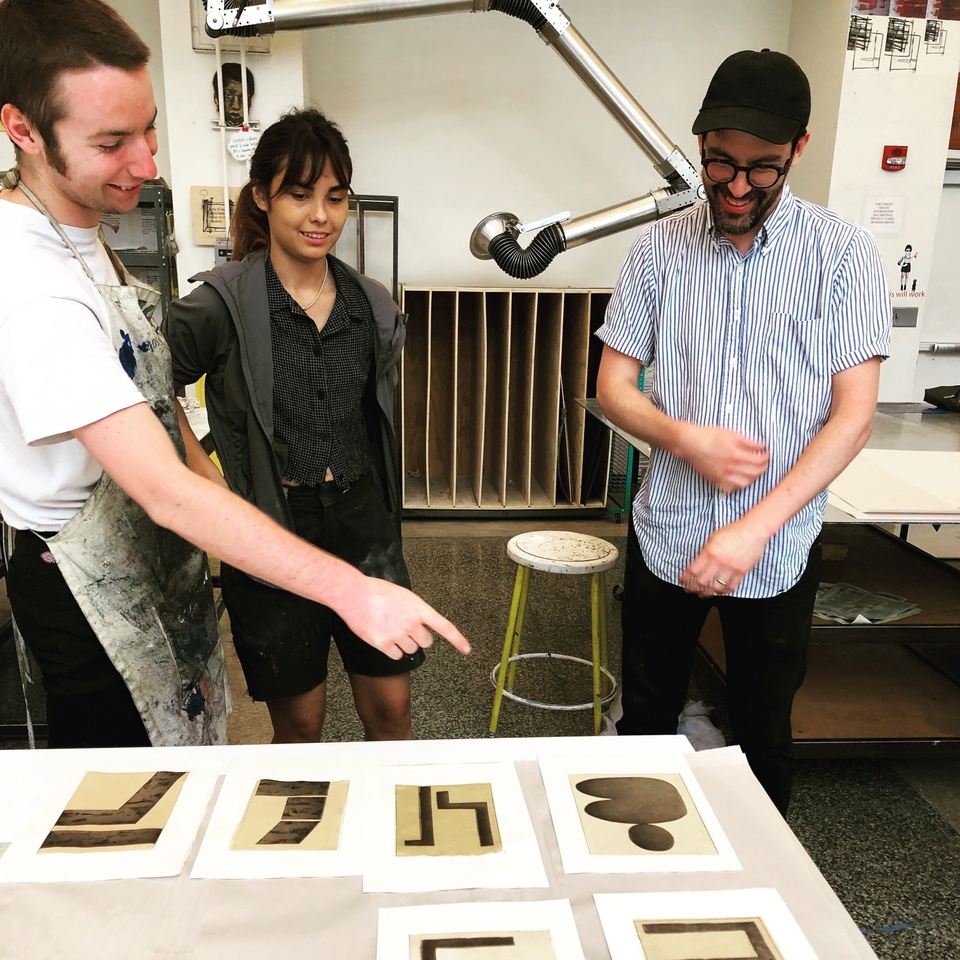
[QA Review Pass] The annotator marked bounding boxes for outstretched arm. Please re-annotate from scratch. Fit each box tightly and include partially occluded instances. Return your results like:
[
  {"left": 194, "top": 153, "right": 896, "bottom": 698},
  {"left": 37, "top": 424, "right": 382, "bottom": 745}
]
[{"left": 74, "top": 403, "right": 471, "bottom": 659}]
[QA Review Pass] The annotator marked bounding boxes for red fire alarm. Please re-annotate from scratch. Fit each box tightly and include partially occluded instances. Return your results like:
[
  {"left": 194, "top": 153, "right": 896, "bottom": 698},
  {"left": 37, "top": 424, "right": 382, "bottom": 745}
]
[{"left": 882, "top": 145, "right": 908, "bottom": 171}]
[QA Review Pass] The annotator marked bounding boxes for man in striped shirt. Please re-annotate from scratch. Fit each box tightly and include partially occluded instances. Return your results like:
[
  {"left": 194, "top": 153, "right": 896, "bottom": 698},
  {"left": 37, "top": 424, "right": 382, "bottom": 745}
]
[{"left": 596, "top": 49, "right": 891, "bottom": 815}]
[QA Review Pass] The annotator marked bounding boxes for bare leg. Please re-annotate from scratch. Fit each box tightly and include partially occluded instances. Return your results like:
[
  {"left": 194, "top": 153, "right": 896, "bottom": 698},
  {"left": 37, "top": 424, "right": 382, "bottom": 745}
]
[
  {"left": 349, "top": 673, "right": 414, "bottom": 741},
  {"left": 266, "top": 681, "right": 327, "bottom": 743}
]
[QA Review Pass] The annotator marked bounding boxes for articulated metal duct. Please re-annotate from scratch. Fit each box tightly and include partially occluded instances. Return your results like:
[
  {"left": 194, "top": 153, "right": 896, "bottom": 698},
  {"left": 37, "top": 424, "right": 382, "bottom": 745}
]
[{"left": 204, "top": 0, "right": 702, "bottom": 279}]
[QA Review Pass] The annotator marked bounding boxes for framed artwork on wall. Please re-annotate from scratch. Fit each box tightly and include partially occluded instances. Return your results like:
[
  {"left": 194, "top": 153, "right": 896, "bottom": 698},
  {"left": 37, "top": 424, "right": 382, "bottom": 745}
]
[{"left": 190, "top": 0, "right": 271, "bottom": 55}]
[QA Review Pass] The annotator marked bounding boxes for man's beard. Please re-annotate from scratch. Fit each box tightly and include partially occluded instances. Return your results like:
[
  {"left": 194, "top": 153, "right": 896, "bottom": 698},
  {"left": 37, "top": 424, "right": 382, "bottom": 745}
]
[{"left": 706, "top": 181, "right": 784, "bottom": 237}]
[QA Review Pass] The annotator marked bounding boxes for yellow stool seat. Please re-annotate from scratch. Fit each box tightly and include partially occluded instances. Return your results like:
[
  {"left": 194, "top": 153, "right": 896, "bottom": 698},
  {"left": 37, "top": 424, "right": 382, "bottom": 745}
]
[{"left": 489, "top": 531, "right": 619, "bottom": 736}]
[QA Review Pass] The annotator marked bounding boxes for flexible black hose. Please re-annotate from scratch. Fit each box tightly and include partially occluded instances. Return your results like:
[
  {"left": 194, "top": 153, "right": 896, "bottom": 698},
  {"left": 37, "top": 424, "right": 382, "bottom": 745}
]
[
  {"left": 488, "top": 0, "right": 547, "bottom": 31},
  {"left": 488, "top": 224, "right": 565, "bottom": 279}
]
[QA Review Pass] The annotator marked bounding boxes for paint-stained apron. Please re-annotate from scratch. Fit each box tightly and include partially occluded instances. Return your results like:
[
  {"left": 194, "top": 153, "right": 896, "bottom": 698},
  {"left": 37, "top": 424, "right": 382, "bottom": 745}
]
[{"left": 16, "top": 174, "right": 228, "bottom": 746}]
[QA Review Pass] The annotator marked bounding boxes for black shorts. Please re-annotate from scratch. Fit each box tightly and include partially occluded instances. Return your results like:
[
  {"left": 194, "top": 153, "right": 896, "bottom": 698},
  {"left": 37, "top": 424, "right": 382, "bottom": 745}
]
[{"left": 221, "top": 471, "right": 423, "bottom": 701}]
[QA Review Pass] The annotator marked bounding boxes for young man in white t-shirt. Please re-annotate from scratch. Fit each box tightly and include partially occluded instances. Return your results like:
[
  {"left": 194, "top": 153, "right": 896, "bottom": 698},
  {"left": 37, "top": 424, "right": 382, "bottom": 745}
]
[{"left": 0, "top": 0, "right": 470, "bottom": 748}]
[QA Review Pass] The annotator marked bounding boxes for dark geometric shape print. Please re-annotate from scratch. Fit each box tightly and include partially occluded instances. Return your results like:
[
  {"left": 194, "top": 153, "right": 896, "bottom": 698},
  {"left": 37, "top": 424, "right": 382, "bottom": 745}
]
[{"left": 575, "top": 776, "right": 687, "bottom": 851}]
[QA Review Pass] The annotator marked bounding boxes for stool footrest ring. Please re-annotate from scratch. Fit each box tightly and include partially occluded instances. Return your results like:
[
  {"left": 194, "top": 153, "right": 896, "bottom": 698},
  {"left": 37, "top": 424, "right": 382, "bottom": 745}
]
[{"left": 489, "top": 653, "right": 618, "bottom": 713}]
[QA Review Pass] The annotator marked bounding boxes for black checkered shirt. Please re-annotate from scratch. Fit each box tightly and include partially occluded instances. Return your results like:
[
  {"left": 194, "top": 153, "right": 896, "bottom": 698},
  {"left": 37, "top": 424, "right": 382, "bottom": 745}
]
[{"left": 267, "top": 256, "right": 374, "bottom": 488}]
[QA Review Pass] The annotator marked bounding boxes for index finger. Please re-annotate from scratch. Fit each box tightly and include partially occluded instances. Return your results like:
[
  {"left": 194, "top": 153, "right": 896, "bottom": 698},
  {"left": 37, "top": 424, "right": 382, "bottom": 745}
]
[{"left": 423, "top": 610, "right": 471, "bottom": 655}]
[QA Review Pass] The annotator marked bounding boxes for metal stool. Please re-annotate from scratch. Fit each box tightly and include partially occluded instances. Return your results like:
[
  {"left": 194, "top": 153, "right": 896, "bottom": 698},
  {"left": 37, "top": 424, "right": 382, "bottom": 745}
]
[{"left": 489, "top": 531, "right": 619, "bottom": 736}]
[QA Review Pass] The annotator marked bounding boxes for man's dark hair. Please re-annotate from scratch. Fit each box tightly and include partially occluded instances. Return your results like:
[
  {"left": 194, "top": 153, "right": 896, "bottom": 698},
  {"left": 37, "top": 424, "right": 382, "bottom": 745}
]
[
  {"left": 0, "top": 0, "right": 150, "bottom": 169},
  {"left": 213, "top": 63, "right": 256, "bottom": 102}
]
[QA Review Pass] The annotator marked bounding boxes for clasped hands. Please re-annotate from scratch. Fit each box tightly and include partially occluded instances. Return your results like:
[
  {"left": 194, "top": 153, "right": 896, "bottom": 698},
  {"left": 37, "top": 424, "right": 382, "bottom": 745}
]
[{"left": 678, "top": 425, "right": 770, "bottom": 597}]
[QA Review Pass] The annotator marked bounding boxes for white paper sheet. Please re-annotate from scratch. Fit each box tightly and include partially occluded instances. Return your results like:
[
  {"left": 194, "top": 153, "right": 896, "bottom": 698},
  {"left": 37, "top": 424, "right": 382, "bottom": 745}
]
[
  {"left": 0, "top": 764, "right": 217, "bottom": 882},
  {"left": 595, "top": 889, "right": 819, "bottom": 960},
  {"left": 377, "top": 900, "right": 585, "bottom": 960},
  {"left": 828, "top": 449, "right": 960, "bottom": 518},
  {"left": 538, "top": 752, "right": 740, "bottom": 874},
  {"left": 356, "top": 761, "right": 548, "bottom": 893},
  {"left": 190, "top": 757, "right": 370, "bottom": 879}
]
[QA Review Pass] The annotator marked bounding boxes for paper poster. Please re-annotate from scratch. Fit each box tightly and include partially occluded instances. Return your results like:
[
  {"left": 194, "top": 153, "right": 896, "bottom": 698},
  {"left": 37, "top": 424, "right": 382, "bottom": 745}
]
[
  {"left": 0, "top": 766, "right": 216, "bottom": 882},
  {"left": 191, "top": 758, "right": 367, "bottom": 879},
  {"left": 377, "top": 901, "right": 585, "bottom": 960},
  {"left": 595, "top": 889, "right": 819, "bottom": 960},
  {"left": 355, "top": 761, "right": 548, "bottom": 892},
  {"left": 538, "top": 753, "right": 740, "bottom": 874}
]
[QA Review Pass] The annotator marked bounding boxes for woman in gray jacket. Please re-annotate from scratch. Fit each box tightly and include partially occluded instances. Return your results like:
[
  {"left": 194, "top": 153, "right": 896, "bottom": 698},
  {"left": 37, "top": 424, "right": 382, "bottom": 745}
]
[{"left": 164, "top": 108, "right": 422, "bottom": 743}]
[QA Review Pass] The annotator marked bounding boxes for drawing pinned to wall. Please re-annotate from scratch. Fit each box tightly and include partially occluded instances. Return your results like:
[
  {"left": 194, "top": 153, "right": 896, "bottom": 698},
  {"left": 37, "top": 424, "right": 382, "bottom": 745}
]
[
  {"left": 190, "top": 0, "right": 271, "bottom": 53},
  {"left": 886, "top": 17, "right": 922, "bottom": 67},
  {"left": 851, "top": 0, "right": 890, "bottom": 14},
  {"left": 191, "top": 185, "right": 241, "bottom": 246},
  {"left": 595, "top": 890, "right": 820, "bottom": 960},
  {"left": 897, "top": 243, "right": 923, "bottom": 293},
  {"left": 930, "top": 1, "right": 960, "bottom": 21},
  {"left": 0, "top": 765, "right": 217, "bottom": 882},
  {"left": 377, "top": 901, "right": 586, "bottom": 960},
  {"left": 355, "top": 761, "right": 548, "bottom": 892},
  {"left": 849, "top": 15, "right": 884, "bottom": 67},
  {"left": 191, "top": 759, "right": 366, "bottom": 879},
  {"left": 893, "top": 0, "right": 932, "bottom": 15},
  {"left": 924, "top": 18, "right": 948, "bottom": 53},
  {"left": 396, "top": 783, "right": 503, "bottom": 857},
  {"left": 538, "top": 753, "right": 740, "bottom": 874},
  {"left": 213, "top": 63, "right": 256, "bottom": 129}
]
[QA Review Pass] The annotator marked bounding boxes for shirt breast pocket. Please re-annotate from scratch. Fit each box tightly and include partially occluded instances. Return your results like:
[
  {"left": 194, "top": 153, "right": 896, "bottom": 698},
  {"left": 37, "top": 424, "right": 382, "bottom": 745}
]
[{"left": 764, "top": 312, "right": 830, "bottom": 379}]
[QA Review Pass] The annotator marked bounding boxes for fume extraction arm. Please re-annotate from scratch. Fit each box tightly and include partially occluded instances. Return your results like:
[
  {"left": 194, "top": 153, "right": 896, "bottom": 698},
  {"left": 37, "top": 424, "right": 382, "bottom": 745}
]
[{"left": 204, "top": 0, "right": 705, "bottom": 278}]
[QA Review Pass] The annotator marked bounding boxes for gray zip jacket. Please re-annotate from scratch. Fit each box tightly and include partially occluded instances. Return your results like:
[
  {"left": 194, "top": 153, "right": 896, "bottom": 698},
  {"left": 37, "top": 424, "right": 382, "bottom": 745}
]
[{"left": 163, "top": 250, "right": 406, "bottom": 530}]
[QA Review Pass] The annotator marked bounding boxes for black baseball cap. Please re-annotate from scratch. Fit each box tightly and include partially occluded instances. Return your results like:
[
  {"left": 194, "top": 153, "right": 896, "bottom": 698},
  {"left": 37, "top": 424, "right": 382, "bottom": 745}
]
[{"left": 692, "top": 49, "right": 811, "bottom": 144}]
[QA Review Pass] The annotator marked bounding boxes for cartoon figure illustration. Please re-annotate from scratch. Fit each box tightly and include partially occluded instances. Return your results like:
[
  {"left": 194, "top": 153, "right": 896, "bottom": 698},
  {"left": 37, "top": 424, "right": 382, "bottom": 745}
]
[{"left": 897, "top": 244, "right": 916, "bottom": 291}]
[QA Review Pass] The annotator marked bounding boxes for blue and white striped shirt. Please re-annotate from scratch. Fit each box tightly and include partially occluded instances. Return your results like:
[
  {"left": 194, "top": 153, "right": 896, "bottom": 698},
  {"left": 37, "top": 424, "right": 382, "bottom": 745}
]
[{"left": 597, "top": 186, "right": 891, "bottom": 597}]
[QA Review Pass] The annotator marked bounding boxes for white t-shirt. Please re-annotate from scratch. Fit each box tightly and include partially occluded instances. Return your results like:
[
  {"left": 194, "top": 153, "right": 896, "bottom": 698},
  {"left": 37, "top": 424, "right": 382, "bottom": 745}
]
[{"left": 0, "top": 199, "right": 146, "bottom": 531}]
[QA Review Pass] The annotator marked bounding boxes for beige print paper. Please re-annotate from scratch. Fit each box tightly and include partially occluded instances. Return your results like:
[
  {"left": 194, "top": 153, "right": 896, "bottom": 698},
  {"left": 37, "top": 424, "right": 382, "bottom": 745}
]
[
  {"left": 594, "top": 891, "right": 818, "bottom": 960},
  {"left": 571, "top": 773, "right": 717, "bottom": 857},
  {"left": 409, "top": 930, "right": 554, "bottom": 960},
  {"left": 396, "top": 783, "right": 503, "bottom": 857},
  {"left": 231, "top": 779, "right": 349, "bottom": 851},
  {"left": 0, "top": 763, "right": 217, "bottom": 883},
  {"left": 634, "top": 917, "right": 784, "bottom": 960},
  {"left": 189, "top": 758, "right": 368, "bottom": 879},
  {"left": 39, "top": 770, "right": 186, "bottom": 853}
]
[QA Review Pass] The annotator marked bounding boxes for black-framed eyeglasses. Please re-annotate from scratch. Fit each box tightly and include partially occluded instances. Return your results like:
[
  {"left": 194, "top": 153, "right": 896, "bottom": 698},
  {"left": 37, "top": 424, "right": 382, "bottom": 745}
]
[{"left": 700, "top": 152, "right": 793, "bottom": 190}]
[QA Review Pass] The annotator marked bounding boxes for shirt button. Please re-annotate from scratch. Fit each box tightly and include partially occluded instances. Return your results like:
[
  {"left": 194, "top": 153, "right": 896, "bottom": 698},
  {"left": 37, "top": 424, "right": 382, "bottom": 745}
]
[
  {"left": 726, "top": 403, "right": 733, "bottom": 412},
  {"left": 316, "top": 388, "right": 324, "bottom": 400},
  {"left": 314, "top": 344, "right": 323, "bottom": 358}
]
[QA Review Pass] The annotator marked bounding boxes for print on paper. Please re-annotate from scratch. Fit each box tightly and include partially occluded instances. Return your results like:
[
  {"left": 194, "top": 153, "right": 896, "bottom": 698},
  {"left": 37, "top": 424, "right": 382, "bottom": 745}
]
[
  {"left": 635, "top": 918, "right": 784, "bottom": 960},
  {"left": 39, "top": 771, "right": 187, "bottom": 852},
  {"left": 230, "top": 779, "right": 349, "bottom": 851},
  {"left": 571, "top": 774, "right": 717, "bottom": 856},
  {"left": 412, "top": 932, "right": 554, "bottom": 960},
  {"left": 396, "top": 783, "right": 503, "bottom": 857}
]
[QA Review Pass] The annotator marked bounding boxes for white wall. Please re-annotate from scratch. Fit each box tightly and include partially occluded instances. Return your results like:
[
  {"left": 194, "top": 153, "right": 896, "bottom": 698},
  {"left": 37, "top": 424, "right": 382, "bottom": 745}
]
[
  {"left": 301, "top": 0, "right": 792, "bottom": 287},
  {"left": 785, "top": 0, "right": 850, "bottom": 207},
  {"left": 157, "top": 0, "right": 307, "bottom": 287},
  {"left": 826, "top": 10, "right": 960, "bottom": 399}
]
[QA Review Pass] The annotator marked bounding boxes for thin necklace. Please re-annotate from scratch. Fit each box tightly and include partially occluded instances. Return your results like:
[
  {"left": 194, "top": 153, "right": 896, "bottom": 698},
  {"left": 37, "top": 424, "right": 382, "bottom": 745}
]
[{"left": 300, "top": 259, "right": 329, "bottom": 311}]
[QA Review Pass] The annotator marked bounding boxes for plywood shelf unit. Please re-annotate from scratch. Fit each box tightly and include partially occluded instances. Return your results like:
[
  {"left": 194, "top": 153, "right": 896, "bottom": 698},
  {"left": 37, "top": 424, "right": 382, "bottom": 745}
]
[{"left": 400, "top": 286, "right": 613, "bottom": 512}]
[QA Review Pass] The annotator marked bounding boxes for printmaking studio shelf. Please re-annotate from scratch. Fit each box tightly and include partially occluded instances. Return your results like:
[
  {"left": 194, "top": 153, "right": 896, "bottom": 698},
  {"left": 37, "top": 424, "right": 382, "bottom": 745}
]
[{"left": 400, "top": 286, "right": 612, "bottom": 514}]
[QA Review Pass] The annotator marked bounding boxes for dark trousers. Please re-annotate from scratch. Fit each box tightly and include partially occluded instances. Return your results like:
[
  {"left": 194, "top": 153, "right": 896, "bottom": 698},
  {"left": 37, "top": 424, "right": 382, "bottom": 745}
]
[
  {"left": 617, "top": 521, "right": 821, "bottom": 815},
  {"left": 6, "top": 529, "right": 151, "bottom": 749}
]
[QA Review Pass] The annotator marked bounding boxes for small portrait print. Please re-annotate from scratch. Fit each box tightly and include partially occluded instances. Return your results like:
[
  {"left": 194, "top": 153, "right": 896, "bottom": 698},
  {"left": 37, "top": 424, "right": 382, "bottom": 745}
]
[
  {"left": 897, "top": 243, "right": 917, "bottom": 292},
  {"left": 213, "top": 62, "right": 255, "bottom": 127}
]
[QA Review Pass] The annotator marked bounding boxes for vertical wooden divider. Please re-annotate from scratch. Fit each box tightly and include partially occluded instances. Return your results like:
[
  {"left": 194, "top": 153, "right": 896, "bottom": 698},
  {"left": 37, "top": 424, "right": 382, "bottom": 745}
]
[
  {"left": 507, "top": 292, "right": 537, "bottom": 505},
  {"left": 483, "top": 291, "right": 511, "bottom": 507},
  {"left": 428, "top": 290, "right": 457, "bottom": 507},
  {"left": 400, "top": 289, "right": 430, "bottom": 508},
  {"left": 456, "top": 291, "right": 486, "bottom": 507},
  {"left": 560, "top": 292, "right": 591, "bottom": 505},
  {"left": 532, "top": 292, "right": 564, "bottom": 507}
]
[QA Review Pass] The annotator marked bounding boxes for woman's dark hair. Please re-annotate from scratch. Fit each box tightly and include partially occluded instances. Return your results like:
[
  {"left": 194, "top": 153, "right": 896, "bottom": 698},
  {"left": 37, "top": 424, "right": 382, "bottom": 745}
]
[{"left": 231, "top": 108, "right": 353, "bottom": 261}]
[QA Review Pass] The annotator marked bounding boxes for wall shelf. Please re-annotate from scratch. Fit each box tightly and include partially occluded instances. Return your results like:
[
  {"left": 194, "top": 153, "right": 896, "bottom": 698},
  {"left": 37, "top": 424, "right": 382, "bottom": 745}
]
[{"left": 400, "top": 286, "right": 612, "bottom": 514}]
